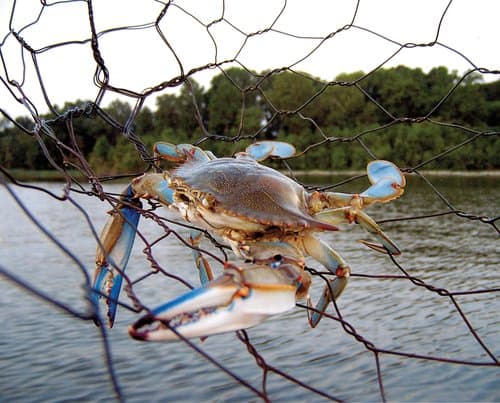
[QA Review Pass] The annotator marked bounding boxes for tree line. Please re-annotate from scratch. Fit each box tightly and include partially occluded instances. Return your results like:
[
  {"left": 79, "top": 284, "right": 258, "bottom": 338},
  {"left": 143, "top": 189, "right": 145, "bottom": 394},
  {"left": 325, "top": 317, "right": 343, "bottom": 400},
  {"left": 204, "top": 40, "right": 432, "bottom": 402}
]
[{"left": 1, "top": 65, "right": 499, "bottom": 174}]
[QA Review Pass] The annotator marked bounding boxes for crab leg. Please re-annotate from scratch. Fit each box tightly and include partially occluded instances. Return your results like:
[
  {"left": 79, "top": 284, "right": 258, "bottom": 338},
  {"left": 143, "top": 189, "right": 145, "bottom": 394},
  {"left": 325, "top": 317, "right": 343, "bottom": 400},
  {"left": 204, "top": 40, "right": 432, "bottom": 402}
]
[
  {"left": 148, "top": 141, "right": 217, "bottom": 285},
  {"left": 300, "top": 235, "right": 350, "bottom": 327},
  {"left": 93, "top": 142, "right": 218, "bottom": 326},
  {"left": 315, "top": 207, "right": 401, "bottom": 255},
  {"left": 188, "top": 230, "right": 214, "bottom": 285},
  {"left": 93, "top": 173, "right": 177, "bottom": 327},
  {"left": 128, "top": 262, "right": 301, "bottom": 341},
  {"left": 308, "top": 159, "right": 404, "bottom": 255},
  {"left": 93, "top": 186, "right": 141, "bottom": 326},
  {"left": 152, "top": 141, "right": 218, "bottom": 284}
]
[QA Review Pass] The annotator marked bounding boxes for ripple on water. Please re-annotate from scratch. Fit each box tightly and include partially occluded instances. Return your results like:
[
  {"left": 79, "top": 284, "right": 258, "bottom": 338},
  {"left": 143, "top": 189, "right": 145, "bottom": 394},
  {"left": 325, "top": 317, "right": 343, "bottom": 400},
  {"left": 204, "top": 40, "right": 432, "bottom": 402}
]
[{"left": 0, "top": 179, "right": 498, "bottom": 401}]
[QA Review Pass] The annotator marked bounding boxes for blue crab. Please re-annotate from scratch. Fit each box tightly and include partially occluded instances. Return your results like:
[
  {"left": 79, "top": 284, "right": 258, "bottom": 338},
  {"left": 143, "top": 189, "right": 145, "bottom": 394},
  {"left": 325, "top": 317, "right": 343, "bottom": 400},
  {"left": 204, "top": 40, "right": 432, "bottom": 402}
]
[{"left": 92, "top": 141, "right": 405, "bottom": 340}]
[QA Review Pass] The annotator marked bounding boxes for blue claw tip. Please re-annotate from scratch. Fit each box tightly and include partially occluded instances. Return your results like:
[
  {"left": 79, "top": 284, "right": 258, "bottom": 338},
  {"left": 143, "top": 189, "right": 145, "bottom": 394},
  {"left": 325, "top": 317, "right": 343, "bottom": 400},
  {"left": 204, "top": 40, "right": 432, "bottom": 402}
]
[
  {"left": 151, "top": 286, "right": 205, "bottom": 316},
  {"left": 92, "top": 265, "right": 109, "bottom": 305},
  {"left": 93, "top": 199, "right": 140, "bottom": 326},
  {"left": 154, "top": 142, "right": 181, "bottom": 160},
  {"left": 246, "top": 141, "right": 296, "bottom": 161},
  {"left": 361, "top": 161, "right": 405, "bottom": 201},
  {"left": 107, "top": 273, "right": 123, "bottom": 326},
  {"left": 157, "top": 179, "right": 175, "bottom": 204},
  {"left": 367, "top": 160, "right": 405, "bottom": 187}
]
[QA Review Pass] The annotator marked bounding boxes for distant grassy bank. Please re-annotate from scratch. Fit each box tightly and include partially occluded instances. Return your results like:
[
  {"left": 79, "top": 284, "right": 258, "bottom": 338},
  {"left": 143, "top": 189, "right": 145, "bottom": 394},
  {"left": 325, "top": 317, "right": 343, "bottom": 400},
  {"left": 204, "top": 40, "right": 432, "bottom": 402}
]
[
  {"left": 293, "top": 169, "right": 500, "bottom": 177},
  {"left": 4, "top": 168, "right": 500, "bottom": 183},
  {"left": 2, "top": 169, "right": 88, "bottom": 182}
]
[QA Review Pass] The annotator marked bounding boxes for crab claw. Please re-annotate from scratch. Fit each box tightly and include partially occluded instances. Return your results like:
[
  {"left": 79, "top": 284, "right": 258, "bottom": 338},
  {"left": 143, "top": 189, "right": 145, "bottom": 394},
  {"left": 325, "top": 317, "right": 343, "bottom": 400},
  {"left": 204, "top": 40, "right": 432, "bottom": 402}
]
[
  {"left": 360, "top": 160, "right": 406, "bottom": 204},
  {"left": 93, "top": 186, "right": 141, "bottom": 327},
  {"left": 245, "top": 141, "right": 296, "bottom": 161},
  {"left": 315, "top": 160, "right": 406, "bottom": 210},
  {"left": 315, "top": 207, "right": 401, "bottom": 255},
  {"left": 309, "top": 160, "right": 404, "bottom": 256},
  {"left": 129, "top": 262, "right": 305, "bottom": 341},
  {"left": 154, "top": 142, "right": 214, "bottom": 163}
]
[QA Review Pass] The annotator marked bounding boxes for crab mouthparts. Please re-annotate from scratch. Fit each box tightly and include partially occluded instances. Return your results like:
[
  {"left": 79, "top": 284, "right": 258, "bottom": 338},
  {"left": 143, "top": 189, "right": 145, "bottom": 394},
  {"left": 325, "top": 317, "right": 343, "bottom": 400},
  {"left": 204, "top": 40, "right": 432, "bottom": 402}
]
[{"left": 129, "top": 306, "right": 218, "bottom": 340}]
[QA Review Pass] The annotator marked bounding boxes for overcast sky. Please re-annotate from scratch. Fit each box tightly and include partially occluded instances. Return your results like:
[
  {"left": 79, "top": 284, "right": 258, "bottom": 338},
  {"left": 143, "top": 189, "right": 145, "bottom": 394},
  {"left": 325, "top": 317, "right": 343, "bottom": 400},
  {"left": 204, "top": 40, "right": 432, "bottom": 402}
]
[{"left": 1, "top": 0, "right": 499, "bottom": 119}]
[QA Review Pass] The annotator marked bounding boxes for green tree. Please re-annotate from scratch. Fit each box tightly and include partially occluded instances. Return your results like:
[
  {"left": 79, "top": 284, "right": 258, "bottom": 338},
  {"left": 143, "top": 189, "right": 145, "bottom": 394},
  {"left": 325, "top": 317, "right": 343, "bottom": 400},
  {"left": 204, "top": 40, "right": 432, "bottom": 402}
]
[
  {"left": 446, "top": 80, "right": 487, "bottom": 126},
  {"left": 424, "top": 66, "right": 458, "bottom": 119},
  {"left": 363, "top": 66, "right": 434, "bottom": 120},
  {"left": 88, "top": 136, "right": 111, "bottom": 173},
  {"left": 321, "top": 71, "right": 378, "bottom": 129},
  {"left": 480, "top": 77, "right": 500, "bottom": 128},
  {"left": 1, "top": 66, "right": 499, "bottom": 173},
  {"left": 0, "top": 116, "right": 53, "bottom": 169},
  {"left": 154, "top": 80, "right": 206, "bottom": 139},
  {"left": 206, "top": 67, "right": 260, "bottom": 136},
  {"left": 135, "top": 105, "right": 155, "bottom": 136},
  {"left": 262, "top": 70, "right": 322, "bottom": 135}
]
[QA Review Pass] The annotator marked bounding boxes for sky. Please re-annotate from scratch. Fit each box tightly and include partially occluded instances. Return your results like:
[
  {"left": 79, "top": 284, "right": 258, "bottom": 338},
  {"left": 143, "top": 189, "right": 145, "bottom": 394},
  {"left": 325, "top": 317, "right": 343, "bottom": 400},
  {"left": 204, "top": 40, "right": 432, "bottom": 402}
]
[{"left": 1, "top": 0, "right": 499, "bottom": 119}]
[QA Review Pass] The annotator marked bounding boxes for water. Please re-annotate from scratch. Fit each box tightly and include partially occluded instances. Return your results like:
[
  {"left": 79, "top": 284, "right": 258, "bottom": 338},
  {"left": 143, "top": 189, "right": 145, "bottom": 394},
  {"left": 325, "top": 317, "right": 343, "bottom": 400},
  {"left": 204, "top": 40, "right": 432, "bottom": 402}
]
[{"left": 0, "top": 175, "right": 498, "bottom": 402}]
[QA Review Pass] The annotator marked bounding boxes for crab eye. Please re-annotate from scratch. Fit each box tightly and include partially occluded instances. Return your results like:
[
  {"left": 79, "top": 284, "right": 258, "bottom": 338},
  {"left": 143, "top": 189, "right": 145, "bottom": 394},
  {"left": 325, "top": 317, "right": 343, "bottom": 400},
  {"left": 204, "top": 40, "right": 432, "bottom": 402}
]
[{"left": 271, "top": 254, "right": 283, "bottom": 268}]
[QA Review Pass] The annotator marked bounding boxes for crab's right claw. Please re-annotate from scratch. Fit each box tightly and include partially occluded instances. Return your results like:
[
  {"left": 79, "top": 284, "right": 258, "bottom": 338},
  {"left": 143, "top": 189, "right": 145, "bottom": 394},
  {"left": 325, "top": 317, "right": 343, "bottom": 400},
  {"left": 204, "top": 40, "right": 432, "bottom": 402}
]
[
  {"left": 301, "top": 235, "right": 351, "bottom": 327},
  {"left": 360, "top": 160, "right": 406, "bottom": 204},
  {"left": 92, "top": 186, "right": 141, "bottom": 327},
  {"left": 307, "top": 275, "right": 349, "bottom": 328},
  {"left": 128, "top": 263, "right": 302, "bottom": 342},
  {"left": 245, "top": 141, "right": 296, "bottom": 161},
  {"left": 154, "top": 142, "right": 214, "bottom": 163}
]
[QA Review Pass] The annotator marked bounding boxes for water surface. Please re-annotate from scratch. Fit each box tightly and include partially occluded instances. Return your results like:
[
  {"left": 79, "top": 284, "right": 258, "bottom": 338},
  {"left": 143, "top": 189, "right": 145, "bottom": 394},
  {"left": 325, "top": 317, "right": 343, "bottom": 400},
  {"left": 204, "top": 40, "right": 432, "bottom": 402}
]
[{"left": 0, "top": 175, "right": 498, "bottom": 402}]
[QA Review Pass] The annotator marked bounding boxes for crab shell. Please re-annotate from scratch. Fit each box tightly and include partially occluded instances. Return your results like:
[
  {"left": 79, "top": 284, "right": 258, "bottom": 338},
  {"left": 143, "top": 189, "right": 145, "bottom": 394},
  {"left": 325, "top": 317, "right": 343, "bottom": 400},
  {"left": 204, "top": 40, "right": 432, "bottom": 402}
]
[{"left": 169, "top": 156, "right": 338, "bottom": 241}]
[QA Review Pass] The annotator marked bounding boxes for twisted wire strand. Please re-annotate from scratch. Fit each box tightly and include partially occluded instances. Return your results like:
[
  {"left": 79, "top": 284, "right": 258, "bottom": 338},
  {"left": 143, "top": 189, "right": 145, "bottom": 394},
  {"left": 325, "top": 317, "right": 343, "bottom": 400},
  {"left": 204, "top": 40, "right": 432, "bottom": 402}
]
[{"left": 0, "top": 1, "right": 498, "bottom": 401}]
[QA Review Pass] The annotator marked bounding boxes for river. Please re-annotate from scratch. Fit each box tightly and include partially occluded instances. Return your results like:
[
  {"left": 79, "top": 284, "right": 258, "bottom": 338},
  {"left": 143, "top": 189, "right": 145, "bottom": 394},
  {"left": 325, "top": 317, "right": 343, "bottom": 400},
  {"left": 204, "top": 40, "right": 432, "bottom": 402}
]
[{"left": 0, "top": 174, "right": 498, "bottom": 402}]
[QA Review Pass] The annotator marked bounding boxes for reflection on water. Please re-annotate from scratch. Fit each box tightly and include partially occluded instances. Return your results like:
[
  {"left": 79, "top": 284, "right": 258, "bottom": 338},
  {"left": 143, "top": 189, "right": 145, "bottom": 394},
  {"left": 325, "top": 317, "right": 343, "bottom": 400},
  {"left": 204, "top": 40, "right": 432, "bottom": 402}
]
[{"left": 0, "top": 175, "right": 498, "bottom": 402}]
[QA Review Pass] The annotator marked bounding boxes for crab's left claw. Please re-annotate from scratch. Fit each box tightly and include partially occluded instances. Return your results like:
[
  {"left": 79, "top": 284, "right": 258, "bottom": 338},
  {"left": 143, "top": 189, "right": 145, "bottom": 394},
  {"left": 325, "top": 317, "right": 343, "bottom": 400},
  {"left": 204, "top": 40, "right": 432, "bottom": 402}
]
[
  {"left": 92, "top": 186, "right": 141, "bottom": 327},
  {"left": 360, "top": 160, "right": 406, "bottom": 204},
  {"left": 312, "top": 160, "right": 405, "bottom": 256},
  {"left": 128, "top": 262, "right": 305, "bottom": 341},
  {"left": 318, "top": 160, "right": 406, "bottom": 209},
  {"left": 154, "top": 142, "right": 215, "bottom": 163},
  {"left": 245, "top": 141, "right": 296, "bottom": 161}
]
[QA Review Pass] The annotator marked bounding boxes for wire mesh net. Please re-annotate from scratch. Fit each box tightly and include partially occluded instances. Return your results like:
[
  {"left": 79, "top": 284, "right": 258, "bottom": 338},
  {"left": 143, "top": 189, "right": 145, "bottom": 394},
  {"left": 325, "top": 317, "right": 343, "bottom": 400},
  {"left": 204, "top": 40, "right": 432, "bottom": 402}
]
[{"left": 1, "top": 1, "right": 499, "bottom": 401}]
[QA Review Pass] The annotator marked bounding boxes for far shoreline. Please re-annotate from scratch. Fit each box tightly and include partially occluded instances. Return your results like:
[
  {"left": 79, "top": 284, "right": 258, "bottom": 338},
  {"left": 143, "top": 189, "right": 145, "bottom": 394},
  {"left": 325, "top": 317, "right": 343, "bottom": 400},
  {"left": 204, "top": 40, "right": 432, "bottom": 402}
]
[
  {"left": 3, "top": 168, "right": 500, "bottom": 183},
  {"left": 292, "top": 169, "right": 500, "bottom": 177}
]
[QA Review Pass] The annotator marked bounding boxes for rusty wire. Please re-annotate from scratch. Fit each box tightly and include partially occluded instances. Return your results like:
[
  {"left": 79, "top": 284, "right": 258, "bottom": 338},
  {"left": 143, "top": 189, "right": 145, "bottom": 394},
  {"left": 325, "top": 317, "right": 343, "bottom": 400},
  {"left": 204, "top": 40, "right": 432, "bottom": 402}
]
[{"left": 0, "top": 1, "right": 499, "bottom": 402}]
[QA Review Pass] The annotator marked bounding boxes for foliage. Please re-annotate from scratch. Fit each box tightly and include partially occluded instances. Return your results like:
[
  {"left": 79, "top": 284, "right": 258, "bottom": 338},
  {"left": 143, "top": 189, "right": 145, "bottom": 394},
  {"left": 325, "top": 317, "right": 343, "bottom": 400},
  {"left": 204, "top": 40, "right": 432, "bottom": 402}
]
[{"left": 0, "top": 66, "right": 498, "bottom": 175}]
